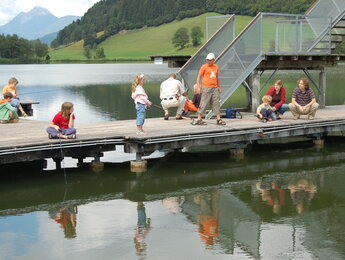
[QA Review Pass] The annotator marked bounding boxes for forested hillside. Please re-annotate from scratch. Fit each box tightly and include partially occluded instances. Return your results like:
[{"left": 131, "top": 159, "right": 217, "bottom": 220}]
[{"left": 53, "top": 0, "right": 313, "bottom": 47}]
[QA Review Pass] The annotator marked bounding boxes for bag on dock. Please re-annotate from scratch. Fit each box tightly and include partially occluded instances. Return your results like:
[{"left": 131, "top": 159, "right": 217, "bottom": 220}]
[{"left": 225, "top": 107, "right": 242, "bottom": 119}]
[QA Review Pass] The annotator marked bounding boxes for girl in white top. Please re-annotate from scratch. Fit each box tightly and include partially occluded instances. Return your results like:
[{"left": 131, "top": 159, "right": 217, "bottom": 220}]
[{"left": 131, "top": 73, "right": 152, "bottom": 135}]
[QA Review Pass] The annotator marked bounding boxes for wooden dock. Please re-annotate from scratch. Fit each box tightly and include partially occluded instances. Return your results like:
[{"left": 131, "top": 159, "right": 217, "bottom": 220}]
[{"left": 1, "top": 105, "right": 345, "bottom": 165}]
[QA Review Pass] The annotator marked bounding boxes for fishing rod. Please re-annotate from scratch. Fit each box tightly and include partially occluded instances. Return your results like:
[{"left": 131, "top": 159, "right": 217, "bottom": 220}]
[{"left": 19, "top": 89, "right": 58, "bottom": 96}]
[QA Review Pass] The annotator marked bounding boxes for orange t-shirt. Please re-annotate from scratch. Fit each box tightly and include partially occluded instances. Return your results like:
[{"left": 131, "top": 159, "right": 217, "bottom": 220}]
[
  {"left": 2, "top": 85, "right": 17, "bottom": 97},
  {"left": 198, "top": 64, "right": 219, "bottom": 88}
]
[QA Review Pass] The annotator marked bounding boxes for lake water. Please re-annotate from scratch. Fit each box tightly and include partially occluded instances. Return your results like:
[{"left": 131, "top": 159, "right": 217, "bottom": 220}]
[{"left": 1, "top": 63, "right": 345, "bottom": 260}]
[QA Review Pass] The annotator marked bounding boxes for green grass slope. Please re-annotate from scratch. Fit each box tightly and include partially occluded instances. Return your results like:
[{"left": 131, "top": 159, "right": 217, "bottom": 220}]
[{"left": 49, "top": 13, "right": 252, "bottom": 61}]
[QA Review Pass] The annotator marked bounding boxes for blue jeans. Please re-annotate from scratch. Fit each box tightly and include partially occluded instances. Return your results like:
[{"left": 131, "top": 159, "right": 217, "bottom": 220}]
[
  {"left": 136, "top": 103, "right": 146, "bottom": 126},
  {"left": 271, "top": 104, "right": 288, "bottom": 120},
  {"left": 46, "top": 127, "right": 76, "bottom": 137},
  {"left": 260, "top": 108, "right": 273, "bottom": 119},
  {"left": 10, "top": 98, "right": 20, "bottom": 109}
]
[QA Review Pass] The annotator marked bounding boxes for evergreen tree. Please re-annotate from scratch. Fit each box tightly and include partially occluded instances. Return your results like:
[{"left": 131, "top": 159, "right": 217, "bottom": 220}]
[{"left": 172, "top": 27, "right": 189, "bottom": 49}]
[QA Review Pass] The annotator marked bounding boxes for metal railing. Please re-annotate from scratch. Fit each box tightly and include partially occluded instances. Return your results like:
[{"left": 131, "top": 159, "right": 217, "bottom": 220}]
[
  {"left": 178, "top": 15, "right": 235, "bottom": 90},
  {"left": 178, "top": 0, "right": 345, "bottom": 119}
]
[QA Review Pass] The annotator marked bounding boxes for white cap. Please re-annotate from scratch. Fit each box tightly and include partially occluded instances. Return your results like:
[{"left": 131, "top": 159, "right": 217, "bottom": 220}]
[{"left": 206, "top": 53, "right": 215, "bottom": 60}]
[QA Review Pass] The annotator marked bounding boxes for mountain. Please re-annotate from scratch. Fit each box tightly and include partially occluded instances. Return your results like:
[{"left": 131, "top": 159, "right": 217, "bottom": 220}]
[{"left": 0, "top": 6, "right": 79, "bottom": 43}]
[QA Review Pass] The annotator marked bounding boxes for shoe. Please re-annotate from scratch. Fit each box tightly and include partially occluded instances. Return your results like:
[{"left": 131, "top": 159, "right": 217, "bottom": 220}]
[
  {"left": 164, "top": 114, "right": 169, "bottom": 120},
  {"left": 262, "top": 119, "right": 267, "bottom": 123},
  {"left": 176, "top": 116, "right": 183, "bottom": 120},
  {"left": 181, "top": 111, "right": 189, "bottom": 117},
  {"left": 216, "top": 119, "right": 226, "bottom": 125},
  {"left": 293, "top": 115, "right": 300, "bottom": 120},
  {"left": 308, "top": 115, "right": 314, "bottom": 120},
  {"left": 67, "top": 134, "right": 76, "bottom": 139},
  {"left": 136, "top": 130, "right": 146, "bottom": 135}
]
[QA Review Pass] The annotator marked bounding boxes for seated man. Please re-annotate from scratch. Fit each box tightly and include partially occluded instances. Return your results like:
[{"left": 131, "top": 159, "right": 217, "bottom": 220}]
[
  {"left": 160, "top": 73, "right": 186, "bottom": 120},
  {"left": 288, "top": 78, "right": 319, "bottom": 120},
  {"left": 0, "top": 92, "right": 19, "bottom": 123}
]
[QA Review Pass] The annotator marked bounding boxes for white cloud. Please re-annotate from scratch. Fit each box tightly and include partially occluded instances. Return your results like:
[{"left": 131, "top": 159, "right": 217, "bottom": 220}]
[{"left": 0, "top": 0, "right": 100, "bottom": 25}]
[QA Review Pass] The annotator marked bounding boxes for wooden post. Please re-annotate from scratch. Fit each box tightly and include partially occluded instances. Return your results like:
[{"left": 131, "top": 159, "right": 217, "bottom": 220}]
[
  {"left": 319, "top": 69, "right": 326, "bottom": 108},
  {"left": 130, "top": 153, "right": 147, "bottom": 173},
  {"left": 251, "top": 70, "right": 261, "bottom": 113}
]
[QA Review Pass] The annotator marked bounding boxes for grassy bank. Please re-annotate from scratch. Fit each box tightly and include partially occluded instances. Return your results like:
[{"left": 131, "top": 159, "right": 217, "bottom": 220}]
[{"left": 49, "top": 13, "right": 252, "bottom": 61}]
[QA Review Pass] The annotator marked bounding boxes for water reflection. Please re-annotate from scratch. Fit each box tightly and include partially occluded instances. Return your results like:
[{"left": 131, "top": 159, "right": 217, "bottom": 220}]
[
  {"left": 1, "top": 142, "right": 345, "bottom": 259},
  {"left": 49, "top": 207, "right": 78, "bottom": 239},
  {"left": 134, "top": 202, "right": 151, "bottom": 258}
]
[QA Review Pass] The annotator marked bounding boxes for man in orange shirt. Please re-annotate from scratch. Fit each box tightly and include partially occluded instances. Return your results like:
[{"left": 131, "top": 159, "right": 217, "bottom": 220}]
[{"left": 196, "top": 53, "right": 225, "bottom": 125}]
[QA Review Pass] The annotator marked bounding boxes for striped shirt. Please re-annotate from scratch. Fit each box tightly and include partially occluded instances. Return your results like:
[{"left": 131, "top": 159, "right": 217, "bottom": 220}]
[{"left": 292, "top": 87, "right": 315, "bottom": 106}]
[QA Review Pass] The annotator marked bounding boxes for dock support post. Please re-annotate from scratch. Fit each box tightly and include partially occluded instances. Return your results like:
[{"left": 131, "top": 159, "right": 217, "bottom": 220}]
[
  {"left": 130, "top": 153, "right": 147, "bottom": 173},
  {"left": 91, "top": 153, "right": 104, "bottom": 173},
  {"left": 319, "top": 69, "right": 326, "bottom": 109},
  {"left": 250, "top": 70, "right": 261, "bottom": 113},
  {"left": 53, "top": 157, "right": 63, "bottom": 170},
  {"left": 229, "top": 148, "right": 245, "bottom": 160}
]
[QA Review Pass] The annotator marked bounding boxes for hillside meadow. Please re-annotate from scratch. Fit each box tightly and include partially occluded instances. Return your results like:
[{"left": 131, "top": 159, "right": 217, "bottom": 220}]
[{"left": 49, "top": 13, "right": 252, "bottom": 61}]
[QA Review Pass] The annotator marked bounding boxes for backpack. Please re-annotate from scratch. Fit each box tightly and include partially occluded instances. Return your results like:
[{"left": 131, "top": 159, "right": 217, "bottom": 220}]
[{"left": 225, "top": 107, "right": 242, "bottom": 119}]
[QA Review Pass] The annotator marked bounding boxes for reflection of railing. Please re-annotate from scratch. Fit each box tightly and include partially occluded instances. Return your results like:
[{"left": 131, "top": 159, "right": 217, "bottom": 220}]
[{"left": 178, "top": 15, "right": 235, "bottom": 90}]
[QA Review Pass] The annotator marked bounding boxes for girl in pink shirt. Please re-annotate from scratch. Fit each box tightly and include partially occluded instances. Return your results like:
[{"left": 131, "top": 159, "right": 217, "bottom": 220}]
[{"left": 131, "top": 73, "right": 152, "bottom": 135}]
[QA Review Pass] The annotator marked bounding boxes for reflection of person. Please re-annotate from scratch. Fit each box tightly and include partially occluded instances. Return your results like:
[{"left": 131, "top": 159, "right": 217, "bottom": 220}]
[
  {"left": 46, "top": 102, "right": 76, "bottom": 139},
  {"left": 134, "top": 202, "right": 151, "bottom": 257},
  {"left": 49, "top": 207, "right": 77, "bottom": 239},
  {"left": 194, "top": 191, "right": 219, "bottom": 247},
  {"left": 160, "top": 73, "right": 186, "bottom": 120},
  {"left": 265, "top": 80, "right": 288, "bottom": 120},
  {"left": 256, "top": 181, "right": 285, "bottom": 215},
  {"left": 196, "top": 53, "right": 225, "bottom": 125},
  {"left": 2, "top": 77, "right": 27, "bottom": 117},
  {"left": 288, "top": 176, "right": 317, "bottom": 214},
  {"left": 288, "top": 78, "right": 319, "bottom": 120},
  {"left": 131, "top": 73, "right": 152, "bottom": 135},
  {"left": 162, "top": 196, "right": 184, "bottom": 214},
  {"left": 0, "top": 92, "right": 19, "bottom": 123},
  {"left": 256, "top": 95, "right": 274, "bottom": 122}
]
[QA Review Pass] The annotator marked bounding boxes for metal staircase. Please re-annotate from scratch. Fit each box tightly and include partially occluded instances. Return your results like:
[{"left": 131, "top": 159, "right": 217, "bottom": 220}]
[{"left": 178, "top": 0, "right": 345, "bottom": 117}]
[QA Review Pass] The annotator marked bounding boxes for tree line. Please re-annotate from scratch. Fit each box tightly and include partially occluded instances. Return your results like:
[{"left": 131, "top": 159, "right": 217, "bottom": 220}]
[
  {"left": 0, "top": 34, "right": 49, "bottom": 61},
  {"left": 52, "top": 0, "right": 313, "bottom": 48}
]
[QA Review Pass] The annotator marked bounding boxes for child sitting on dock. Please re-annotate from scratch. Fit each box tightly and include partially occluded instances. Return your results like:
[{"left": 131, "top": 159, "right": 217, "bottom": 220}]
[
  {"left": 131, "top": 73, "right": 152, "bottom": 135},
  {"left": 46, "top": 102, "right": 76, "bottom": 139},
  {"left": 183, "top": 83, "right": 201, "bottom": 116},
  {"left": 257, "top": 95, "right": 274, "bottom": 123},
  {"left": 2, "top": 77, "right": 27, "bottom": 117},
  {"left": 0, "top": 92, "right": 19, "bottom": 123}
]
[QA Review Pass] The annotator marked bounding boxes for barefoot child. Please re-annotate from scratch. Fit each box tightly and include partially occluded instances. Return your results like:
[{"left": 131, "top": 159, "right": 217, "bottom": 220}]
[
  {"left": 131, "top": 73, "right": 152, "bottom": 135},
  {"left": 0, "top": 92, "right": 19, "bottom": 123},
  {"left": 46, "top": 102, "right": 76, "bottom": 139},
  {"left": 257, "top": 95, "right": 274, "bottom": 122}
]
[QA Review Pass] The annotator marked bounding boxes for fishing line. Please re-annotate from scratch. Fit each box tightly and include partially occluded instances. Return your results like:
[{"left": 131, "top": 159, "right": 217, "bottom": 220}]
[{"left": 57, "top": 131, "right": 68, "bottom": 185}]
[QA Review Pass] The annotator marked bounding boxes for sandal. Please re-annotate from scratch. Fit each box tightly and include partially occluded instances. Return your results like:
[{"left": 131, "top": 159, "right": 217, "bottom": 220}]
[
  {"left": 136, "top": 130, "right": 146, "bottom": 135},
  {"left": 195, "top": 120, "right": 207, "bottom": 125},
  {"left": 216, "top": 119, "right": 226, "bottom": 125}
]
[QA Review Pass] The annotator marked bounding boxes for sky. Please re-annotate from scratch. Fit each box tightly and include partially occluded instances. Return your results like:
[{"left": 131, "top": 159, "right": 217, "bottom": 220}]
[{"left": 0, "top": 0, "right": 100, "bottom": 25}]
